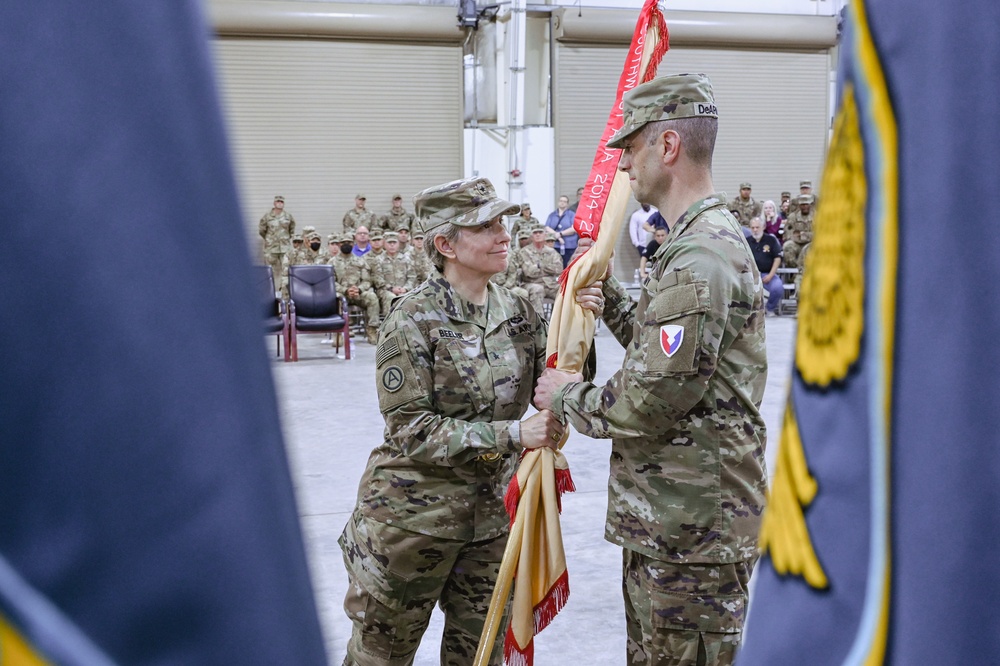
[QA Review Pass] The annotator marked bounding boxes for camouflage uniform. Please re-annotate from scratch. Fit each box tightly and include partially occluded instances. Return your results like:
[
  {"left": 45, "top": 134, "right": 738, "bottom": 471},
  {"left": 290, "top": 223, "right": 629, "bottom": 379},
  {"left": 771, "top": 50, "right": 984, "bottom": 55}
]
[
  {"left": 517, "top": 244, "right": 562, "bottom": 314},
  {"left": 410, "top": 247, "right": 433, "bottom": 285},
  {"left": 292, "top": 233, "right": 324, "bottom": 266},
  {"left": 259, "top": 207, "right": 295, "bottom": 298},
  {"left": 550, "top": 195, "right": 768, "bottom": 664},
  {"left": 373, "top": 253, "right": 416, "bottom": 317},
  {"left": 782, "top": 199, "right": 814, "bottom": 268},
  {"left": 491, "top": 246, "right": 529, "bottom": 301},
  {"left": 340, "top": 275, "right": 547, "bottom": 666},
  {"left": 377, "top": 207, "right": 415, "bottom": 234},
  {"left": 344, "top": 207, "right": 378, "bottom": 236},
  {"left": 509, "top": 213, "right": 539, "bottom": 239},
  {"left": 333, "top": 252, "right": 380, "bottom": 343},
  {"left": 727, "top": 194, "right": 762, "bottom": 226}
]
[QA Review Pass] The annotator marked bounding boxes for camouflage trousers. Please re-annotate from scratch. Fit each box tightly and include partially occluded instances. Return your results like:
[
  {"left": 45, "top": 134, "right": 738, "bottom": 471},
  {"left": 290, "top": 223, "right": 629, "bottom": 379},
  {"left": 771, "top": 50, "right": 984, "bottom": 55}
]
[
  {"left": 781, "top": 240, "right": 810, "bottom": 269},
  {"left": 523, "top": 281, "right": 558, "bottom": 317},
  {"left": 622, "top": 549, "right": 754, "bottom": 666},
  {"left": 264, "top": 252, "right": 287, "bottom": 298},
  {"left": 340, "top": 512, "right": 510, "bottom": 666},
  {"left": 346, "top": 291, "right": 380, "bottom": 342}
]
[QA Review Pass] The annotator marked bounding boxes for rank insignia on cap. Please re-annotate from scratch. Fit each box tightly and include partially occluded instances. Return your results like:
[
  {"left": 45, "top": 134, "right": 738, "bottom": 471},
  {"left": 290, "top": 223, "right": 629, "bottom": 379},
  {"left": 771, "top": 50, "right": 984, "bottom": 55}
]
[{"left": 660, "top": 324, "right": 684, "bottom": 357}]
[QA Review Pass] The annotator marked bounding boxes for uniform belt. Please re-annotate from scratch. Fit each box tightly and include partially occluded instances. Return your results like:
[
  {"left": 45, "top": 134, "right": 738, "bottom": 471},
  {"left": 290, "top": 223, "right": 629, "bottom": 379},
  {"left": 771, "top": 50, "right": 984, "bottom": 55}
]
[{"left": 478, "top": 451, "right": 502, "bottom": 462}]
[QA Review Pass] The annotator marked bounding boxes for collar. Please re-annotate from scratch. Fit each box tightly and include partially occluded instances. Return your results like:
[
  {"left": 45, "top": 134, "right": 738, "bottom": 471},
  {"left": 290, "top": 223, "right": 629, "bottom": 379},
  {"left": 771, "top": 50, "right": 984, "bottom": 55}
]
[
  {"left": 655, "top": 193, "right": 732, "bottom": 258},
  {"left": 426, "top": 276, "right": 518, "bottom": 333}
]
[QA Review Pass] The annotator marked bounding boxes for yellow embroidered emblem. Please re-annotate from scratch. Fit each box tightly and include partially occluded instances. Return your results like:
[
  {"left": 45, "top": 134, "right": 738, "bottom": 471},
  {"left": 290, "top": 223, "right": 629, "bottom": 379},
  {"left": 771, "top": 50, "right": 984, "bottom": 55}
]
[
  {"left": 758, "top": 402, "right": 829, "bottom": 589},
  {"left": 795, "top": 84, "right": 866, "bottom": 386}
]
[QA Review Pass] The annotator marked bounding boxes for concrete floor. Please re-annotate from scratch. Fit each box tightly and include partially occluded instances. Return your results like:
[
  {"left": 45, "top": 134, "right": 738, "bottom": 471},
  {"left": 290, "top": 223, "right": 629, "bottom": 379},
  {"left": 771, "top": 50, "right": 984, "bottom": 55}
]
[{"left": 271, "top": 312, "right": 795, "bottom": 665}]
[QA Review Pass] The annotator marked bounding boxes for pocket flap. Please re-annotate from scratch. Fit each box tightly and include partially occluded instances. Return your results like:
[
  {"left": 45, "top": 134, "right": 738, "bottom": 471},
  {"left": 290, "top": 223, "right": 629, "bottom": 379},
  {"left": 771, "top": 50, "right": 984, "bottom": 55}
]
[
  {"left": 650, "top": 281, "right": 709, "bottom": 323},
  {"left": 651, "top": 591, "right": 745, "bottom": 633}
]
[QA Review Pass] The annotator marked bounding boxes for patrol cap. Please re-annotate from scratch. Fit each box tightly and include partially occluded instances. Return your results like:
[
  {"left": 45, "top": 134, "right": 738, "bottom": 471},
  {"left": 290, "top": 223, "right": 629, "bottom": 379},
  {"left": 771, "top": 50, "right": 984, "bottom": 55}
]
[
  {"left": 799, "top": 194, "right": 815, "bottom": 204},
  {"left": 545, "top": 229, "right": 559, "bottom": 241},
  {"left": 302, "top": 225, "right": 316, "bottom": 234},
  {"left": 291, "top": 234, "right": 303, "bottom": 242},
  {"left": 327, "top": 234, "right": 338, "bottom": 243},
  {"left": 521, "top": 202, "right": 531, "bottom": 210},
  {"left": 516, "top": 230, "right": 531, "bottom": 241},
  {"left": 781, "top": 191, "right": 791, "bottom": 198},
  {"left": 800, "top": 180, "right": 812, "bottom": 189},
  {"left": 412, "top": 229, "right": 425, "bottom": 239},
  {"left": 384, "top": 231, "right": 399, "bottom": 242},
  {"left": 274, "top": 195, "right": 285, "bottom": 202},
  {"left": 530, "top": 225, "right": 547, "bottom": 234},
  {"left": 307, "top": 231, "right": 322, "bottom": 241},
  {"left": 392, "top": 193, "right": 403, "bottom": 201},
  {"left": 740, "top": 182, "right": 752, "bottom": 189},
  {"left": 370, "top": 229, "right": 384, "bottom": 240},
  {"left": 413, "top": 177, "right": 519, "bottom": 233},
  {"left": 355, "top": 193, "right": 366, "bottom": 200},
  {"left": 606, "top": 73, "right": 718, "bottom": 150}
]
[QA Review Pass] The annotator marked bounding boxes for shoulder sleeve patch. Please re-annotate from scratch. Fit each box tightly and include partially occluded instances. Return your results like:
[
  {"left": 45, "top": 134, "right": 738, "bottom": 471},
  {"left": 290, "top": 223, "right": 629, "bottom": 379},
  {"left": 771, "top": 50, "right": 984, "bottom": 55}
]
[{"left": 375, "top": 331, "right": 425, "bottom": 413}]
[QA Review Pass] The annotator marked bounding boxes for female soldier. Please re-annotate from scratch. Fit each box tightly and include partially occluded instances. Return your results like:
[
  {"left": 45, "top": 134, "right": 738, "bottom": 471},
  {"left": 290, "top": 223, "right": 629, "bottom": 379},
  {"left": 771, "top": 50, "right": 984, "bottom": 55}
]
[{"left": 340, "top": 177, "right": 603, "bottom": 665}]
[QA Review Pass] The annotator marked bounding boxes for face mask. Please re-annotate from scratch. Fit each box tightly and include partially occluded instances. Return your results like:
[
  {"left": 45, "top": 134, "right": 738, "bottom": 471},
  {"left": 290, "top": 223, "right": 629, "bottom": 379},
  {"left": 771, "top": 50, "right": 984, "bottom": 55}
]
[
  {"left": 310, "top": 242, "right": 321, "bottom": 251},
  {"left": 340, "top": 243, "right": 354, "bottom": 254}
]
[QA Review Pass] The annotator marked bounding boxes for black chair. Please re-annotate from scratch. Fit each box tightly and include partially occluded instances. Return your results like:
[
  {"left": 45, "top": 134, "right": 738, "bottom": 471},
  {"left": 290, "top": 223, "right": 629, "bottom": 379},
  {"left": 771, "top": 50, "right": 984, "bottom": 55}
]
[
  {"left": 254, "top": 265, "right": 288, "bottom": 360},
  {"left": 288, "top": 264, "right": 351, "bottom": 361}
]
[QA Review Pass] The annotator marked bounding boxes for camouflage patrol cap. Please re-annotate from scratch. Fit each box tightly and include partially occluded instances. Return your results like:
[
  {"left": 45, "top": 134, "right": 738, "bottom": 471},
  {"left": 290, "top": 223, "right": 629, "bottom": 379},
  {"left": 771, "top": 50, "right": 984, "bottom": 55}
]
[
  {"left": 384, "top": 231, "right": 399, "bottom": 242},
  {"left": 517, "top": 230, "right": 531, "bottom": 241},
  {"left": 392, "top": 193, "right": 403, "bottom": 201},
  {"left": 799, "top": 194, "right": 815, "bottom": 204},
  {"left": 302, "top": 225, "right": 316, "bottom": 235},
  {"left": 291, "top": 234, "right": 303, "bottom": 242},
  {"left": 307, "top": 231, "right": 322, "bottom": 241},
  {"left": 412, "top": 229, "right": 425, "bottom": 239},
  {"left": 781, "top": 191, "right": 792, "bottom": 198},
  {"left": 606, "top": 73, "right": 718, "bottom": 150},
  {"left": 370, "top": 229, "right": 384, "bottom": 240},
  {"left": 740, "top": 182, "right": 752, "bottom": 189},
  {"left": 521, "top": 202, "right": 531, "bottom": 210},
  {"left": 274, "top": 195, "right": 285, "bottom": 202},
  {"left": 355, "top": 193, "right": 366, "bottom": 200},
  {"left": 800, "top": 180, "right": 812, "bottom": 189},
  {"left": 327, "top": 234, "right": 338, "bottom": 243},
  {"left": 413, "top": 177, "right": 520, "bottom": 233}
]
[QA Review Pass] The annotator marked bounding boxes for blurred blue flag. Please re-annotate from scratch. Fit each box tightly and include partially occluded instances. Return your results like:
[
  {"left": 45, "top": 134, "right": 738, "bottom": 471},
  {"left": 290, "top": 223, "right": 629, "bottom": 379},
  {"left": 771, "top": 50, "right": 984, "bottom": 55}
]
[
  {"left": 0, "top": 2, "right": 327, "bottom": 664},
  {"left": 740, "top": 1, "right": 1000, "bottom": 664}
]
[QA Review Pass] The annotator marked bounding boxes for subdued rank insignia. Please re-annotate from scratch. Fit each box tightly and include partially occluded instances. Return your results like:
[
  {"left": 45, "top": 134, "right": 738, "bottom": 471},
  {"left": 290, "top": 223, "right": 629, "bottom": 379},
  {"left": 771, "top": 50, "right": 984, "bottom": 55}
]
[
  {"left": 660, "top": 324, "right": 684, "bottom": 357},
  {"left": 381, "top": 366, "right": 404, "bottom": 392}
]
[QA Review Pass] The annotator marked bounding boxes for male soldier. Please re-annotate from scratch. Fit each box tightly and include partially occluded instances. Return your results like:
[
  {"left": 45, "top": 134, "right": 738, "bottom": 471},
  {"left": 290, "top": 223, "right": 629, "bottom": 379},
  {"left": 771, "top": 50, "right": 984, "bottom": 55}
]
[
  {"left": 518, "top": 225, "right": 563, "bottom": 314},
  {"left": 378, "top": 194, "right": 415, "bottom": 233},
  {"left": 798, "top": 179, "right": 819, "bottom": 208},
  {"left": 372, "top": 231, "right": 415, "bottom": 316},
  {"left": 410, "top": 230, "right": 432, "bottom": 284},
  {"left": 728, "top": 181, "right": 762, "bottom": 226},
  {"left": 343, "top": 194, "right": 378, "bottom": 236},
  {"left": 782, "top": 193, "right": 815, "bottom": 268},
  {"left": 780, "top": 190, "right": 792, "bottom": 209},
  {"left": 397, "top": 227, "right": 412, "bottom": 257},
  {"left": 509, "top": 202, "right": 539, "bottom": 239},
  {"left": 366, "top": 228, "right": 385, "bottom": 276},
  {"left": 534, "top": 73, "right": 767, "bottom": 665},
  {"left": 333, "top": 234, "right": 380, "bottom": 344},
  {"left": 258, "top": 195, "right": 295, "bottom": 297}
]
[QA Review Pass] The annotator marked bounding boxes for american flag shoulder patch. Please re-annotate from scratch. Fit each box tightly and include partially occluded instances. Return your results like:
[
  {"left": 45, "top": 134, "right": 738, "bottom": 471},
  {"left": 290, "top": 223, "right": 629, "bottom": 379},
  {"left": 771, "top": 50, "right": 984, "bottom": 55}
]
[{"left": 376, "top": 336, "right": 400, "bottom": 367}]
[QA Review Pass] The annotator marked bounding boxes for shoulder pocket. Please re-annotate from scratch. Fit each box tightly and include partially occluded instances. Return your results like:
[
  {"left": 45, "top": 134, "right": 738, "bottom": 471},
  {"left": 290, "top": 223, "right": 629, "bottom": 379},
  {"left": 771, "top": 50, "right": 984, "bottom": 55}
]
[
  {"left": 375, "top": 332, "right": 424, "bottom": 413},
  {"left": 642, "top": 278, "right": 710, "bottom": 376}
]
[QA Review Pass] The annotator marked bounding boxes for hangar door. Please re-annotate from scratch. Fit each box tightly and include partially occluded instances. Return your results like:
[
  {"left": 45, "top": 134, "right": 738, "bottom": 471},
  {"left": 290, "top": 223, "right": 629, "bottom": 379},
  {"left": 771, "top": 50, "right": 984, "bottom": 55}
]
[{"left": 213, "top": 39, "right": 462, "bottom": 254}]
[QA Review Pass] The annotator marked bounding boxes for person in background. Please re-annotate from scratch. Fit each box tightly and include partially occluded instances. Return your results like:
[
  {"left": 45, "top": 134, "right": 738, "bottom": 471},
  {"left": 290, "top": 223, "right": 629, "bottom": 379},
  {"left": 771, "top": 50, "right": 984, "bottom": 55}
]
[
  {"left": 351, "top": 226, "right": 372, "bottom": 257},
  {"left": 748, "top": 217, "right": 784, "bottom": 316},
  {"left": 545, "top": 195, "right": 578, "bottom": 268},
  {"left": 343, "top": 193, "right": 378, "bottom": 236},
  {"left": 629, "top": 203, "right": 656, "bottom": 257},
  {"left": 639, "top": 226, "right": 668, "bottom": 279},
  {"left": 259, "top": 195, "right": 296, "bottom": 297},
  {"left": 339, "top": 176, "right": 603, "bottom": 665},
  {"left": 761, "top": 199, "right": 784, "bottom": 243}
]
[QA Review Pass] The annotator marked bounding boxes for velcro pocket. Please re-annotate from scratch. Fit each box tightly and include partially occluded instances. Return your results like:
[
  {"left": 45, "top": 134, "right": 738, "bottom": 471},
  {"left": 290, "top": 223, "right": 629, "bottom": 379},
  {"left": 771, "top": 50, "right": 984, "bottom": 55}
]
[{"left": 642, "top": 280, "right": 710, "bottom": 376}]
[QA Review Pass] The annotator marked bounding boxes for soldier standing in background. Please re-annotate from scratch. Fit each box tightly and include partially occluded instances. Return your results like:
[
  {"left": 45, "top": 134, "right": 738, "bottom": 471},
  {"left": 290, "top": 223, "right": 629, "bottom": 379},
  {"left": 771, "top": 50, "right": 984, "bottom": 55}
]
[
  {"left": 782, "top": 193, "right": 815, "bottom": 268},
  {"left": 333, "top": 234, "right": 381, "bottom": 344},
  {"left": 259, "top": 195, "right": 295, "bottom": 297},
  {"left": 509, "top": 202, "right": 539, "bottom": 239},
  {"left": 373, "top": 231, "right": 415, "bottom": 317},
  {"left": 534, "top": 73, "right": 767, "bottom": 666},
  {"left": 728, "top": 182, "right": 762, "bottom": 228},
  {"left": 518, "top": 225, "right": 563, "bottom": 315},
  {"left": 280, "top": 233, "right": 304, "bottom": 298},
  {"left": 378, "top": 194, "right": 415, "bottom": 233},
  {"left": 366, "top": 228, "right": 385, "bottom": 276},
  {"left": 343, "top": 194, "right": 378, "bottom": 236}
]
